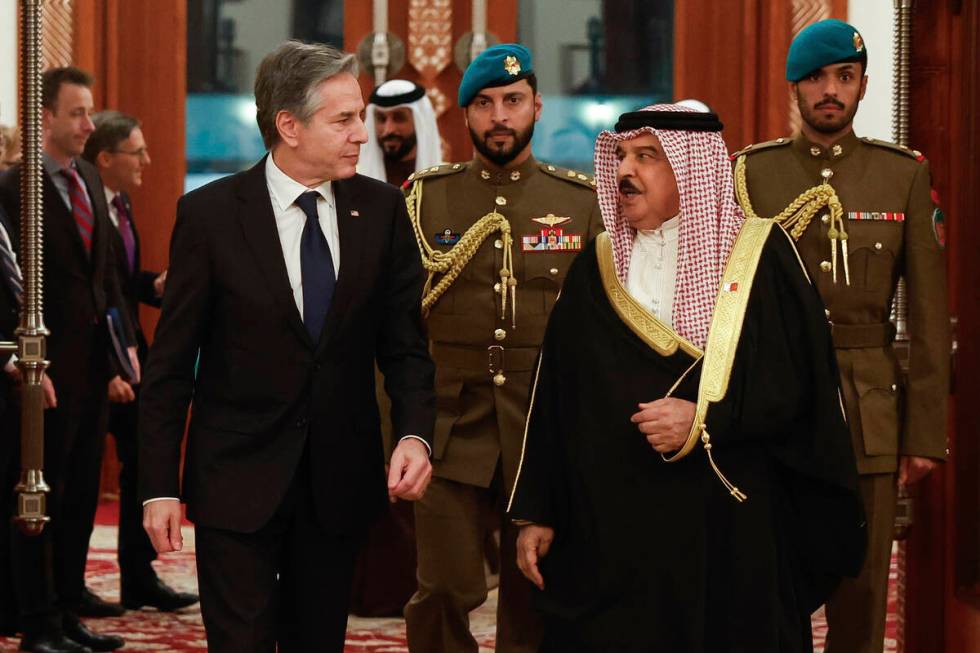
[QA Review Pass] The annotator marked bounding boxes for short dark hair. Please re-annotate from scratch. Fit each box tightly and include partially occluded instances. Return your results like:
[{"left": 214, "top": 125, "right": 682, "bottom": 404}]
[
  {"left": 42, "top": 66, "right": 95, "bottom": 111},
  {"left": 254, "top": 40, "right": 358, "bottom": 150},
  {"left": 82, "top": 111, "right": 141, "bottom": 164}
]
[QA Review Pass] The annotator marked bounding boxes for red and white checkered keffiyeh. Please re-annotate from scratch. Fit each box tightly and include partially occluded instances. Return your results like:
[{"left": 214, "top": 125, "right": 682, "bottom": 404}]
[{"left": 594, "top": 103, "right": 745, "bottom": 348}]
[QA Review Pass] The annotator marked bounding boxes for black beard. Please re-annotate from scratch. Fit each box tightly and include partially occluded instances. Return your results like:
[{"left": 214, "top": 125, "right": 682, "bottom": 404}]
[
  {"left": 797, "top": 91, "right": 860, "bottom": 135},
  {"left": 469, "top": 122, "right": 535, "bottom": 167},
  {"left": 381, "top": 132, "right": 417, "bottom": 162}
]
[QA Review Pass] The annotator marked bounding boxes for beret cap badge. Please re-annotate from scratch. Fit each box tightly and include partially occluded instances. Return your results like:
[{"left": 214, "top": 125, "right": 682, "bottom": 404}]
[
  {"left": 853, "top": 32, "right": 864, "bottom": 52},
  {"left": 504, "top": 55, "right": 521, "bottom": 76}
]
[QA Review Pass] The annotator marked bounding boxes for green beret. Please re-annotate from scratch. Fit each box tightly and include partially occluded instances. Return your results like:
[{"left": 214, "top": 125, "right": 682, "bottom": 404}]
[
  {"left": 786, "top": 19, "right": 867, "bottom": 82},
  {"left": 458, "top": 43, "right": 534, "bottom": 107}
]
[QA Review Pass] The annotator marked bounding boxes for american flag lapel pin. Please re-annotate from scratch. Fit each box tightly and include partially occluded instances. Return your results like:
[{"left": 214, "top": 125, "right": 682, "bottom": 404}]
[
  {"left": 350, "top": 209, "right": 360, "bottom": 217},
  {"left": 723, "top": 281, "right": 739, "bottom": 292}
]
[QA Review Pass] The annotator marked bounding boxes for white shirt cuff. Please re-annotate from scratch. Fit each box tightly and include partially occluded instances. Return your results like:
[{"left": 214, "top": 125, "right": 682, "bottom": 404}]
[
  {"left": 399, "top": 434, "right": 432, "bottom": 457},
  {"left": 142, "top": 497, "right": 180, "bottom": 507}
]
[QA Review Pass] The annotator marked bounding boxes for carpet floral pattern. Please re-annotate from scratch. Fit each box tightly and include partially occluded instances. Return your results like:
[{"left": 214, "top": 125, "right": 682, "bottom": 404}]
[{"left": 0, "top": 503, "right": 897, "bottom": 652}]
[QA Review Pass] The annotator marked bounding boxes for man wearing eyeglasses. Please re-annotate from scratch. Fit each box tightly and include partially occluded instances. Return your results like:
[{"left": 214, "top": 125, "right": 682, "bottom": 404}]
[{"left": 82, "top": 111, "right": 197, "bottom": 616}]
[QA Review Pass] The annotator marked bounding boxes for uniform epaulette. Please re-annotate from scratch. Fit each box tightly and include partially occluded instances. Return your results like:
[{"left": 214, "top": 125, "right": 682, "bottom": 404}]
[
  {"left": 731, "top": 137, "right": 791, "bottom": 159},
  {"left": 859, "top": 136, "right": 925, "bottom": 162},
  {"left": 539, "top": 162, "right": 596, "bottom": 189},
  {"left": 405, "top": 162, "right": 469, "bottom": 186}
]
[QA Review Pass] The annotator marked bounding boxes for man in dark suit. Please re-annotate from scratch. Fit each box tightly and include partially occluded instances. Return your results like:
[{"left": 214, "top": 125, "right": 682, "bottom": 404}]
[
  {"left": 139, "top": 41, "right": 436, "bottom": 653},
  {"left": 81, "top": 111, "right": 198, "bottom": 614},
  {"left": 0, "top": 67, "right": 131, "bottom": 653}
]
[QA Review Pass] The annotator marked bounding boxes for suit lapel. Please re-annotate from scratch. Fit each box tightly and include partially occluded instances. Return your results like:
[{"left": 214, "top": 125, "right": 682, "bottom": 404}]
[
  {"left": 235, "top": 158, "right": 313, "bottom": 349},
  {"left": 315, "top": 177, "right": 366, "bottom": 356}
]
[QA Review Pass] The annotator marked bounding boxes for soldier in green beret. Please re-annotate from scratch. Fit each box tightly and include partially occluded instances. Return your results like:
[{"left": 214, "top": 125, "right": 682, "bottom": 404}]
[
  {"left": 733, "top": 18, "right": 950, "bottom": 653},
  {"left": 402, "top": 43, "right": 602, "bottom": 652}
]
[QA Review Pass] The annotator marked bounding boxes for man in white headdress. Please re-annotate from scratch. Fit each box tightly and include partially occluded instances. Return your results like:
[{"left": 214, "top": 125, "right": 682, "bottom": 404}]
[
  {"left": 508, "top": 104, "right": 867, "bottom": 652},
  {"left": 358, "top": 79, "right": 442, "bottom": 187}
]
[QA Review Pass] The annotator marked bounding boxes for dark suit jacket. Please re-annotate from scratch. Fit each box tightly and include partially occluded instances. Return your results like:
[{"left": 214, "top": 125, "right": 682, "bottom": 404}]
[
  {"left": 0, "top": 159, "right": 134, "bottom": 408},
  {"left": 108, "top": 191, "right": 161, "bottom": 359},
  {"left": 138, "top": 157, "right": 435, "bottom": 535},
  {"left": 0, "top": 206, "right": 18, "bottom": 415}
]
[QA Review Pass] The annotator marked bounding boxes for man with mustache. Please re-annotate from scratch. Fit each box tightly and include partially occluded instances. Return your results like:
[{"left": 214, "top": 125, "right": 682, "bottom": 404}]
[
  {"left": 358, "top": 79, "right": 443, "bottom": 188},
  {"left": 508, "top": 103, "right": 865, "bottom": 652},
  {"left": 733, "top": 19, "right": 950, "bottom": 653},
  {"left": 402, "top": 43, "right": 602, "bottom": 653}
]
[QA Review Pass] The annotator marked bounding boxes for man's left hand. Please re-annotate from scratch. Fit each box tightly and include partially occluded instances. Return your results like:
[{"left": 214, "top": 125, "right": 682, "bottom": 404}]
[
  {"left": 899, "top": 455, "right": 940, "bottom": 487},
  {"left": 387, "top": 438, "right": 432, "bottom": 501},
  {"left": 127, "top": 346, "right": 141, "bottom": 384},
  {"left": 631, "top": 397, "right": 696, "bottom": 453}
]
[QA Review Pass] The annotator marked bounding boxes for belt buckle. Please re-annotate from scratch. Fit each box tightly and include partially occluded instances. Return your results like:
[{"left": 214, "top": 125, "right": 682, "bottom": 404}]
[
  {"left": 488, "top": 345, "right": 506, "bottom": 387},
  {"left": 488, "top": 345, "right": 504, "bottom": 374}
]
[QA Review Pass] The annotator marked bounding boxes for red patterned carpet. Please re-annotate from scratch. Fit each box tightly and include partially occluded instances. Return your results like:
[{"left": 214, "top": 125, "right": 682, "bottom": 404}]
[{"left": 0, "top": 501, "right": 897, "bottom": 652}]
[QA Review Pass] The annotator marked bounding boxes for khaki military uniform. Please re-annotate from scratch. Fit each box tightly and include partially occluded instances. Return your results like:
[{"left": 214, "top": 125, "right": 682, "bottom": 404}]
[
  {"left": 736, "top": 130, "right": 950, "bottom": 653},
  {"left": 403, "top": 155, "right": 601, "bottom": 653}
]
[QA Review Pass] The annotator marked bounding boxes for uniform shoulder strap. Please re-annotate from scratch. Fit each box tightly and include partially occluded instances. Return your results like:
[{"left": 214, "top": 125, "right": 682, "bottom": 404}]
[
  {"left": 858, "top": 136, "right": 925, "bottom": 161},
  {"left": 538, "top": 162, "right": 596, "bottom": 190},
  {"left": 730, "top": 137, "right": 792, "bottom": 160}
]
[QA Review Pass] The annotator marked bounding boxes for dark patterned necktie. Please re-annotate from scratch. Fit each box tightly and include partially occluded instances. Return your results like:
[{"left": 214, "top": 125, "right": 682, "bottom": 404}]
[
  {"left": 0, "top": 223, "right": 22, "bottom": 305},
  {"left": 112, "top": 194, "right": 137, "bottom": 273},
  {"left": 60, "top": 167, "right": 95, "bottom": 253},
  {"left": 295, "top": 191, "right": 336, "bottom": 342}
]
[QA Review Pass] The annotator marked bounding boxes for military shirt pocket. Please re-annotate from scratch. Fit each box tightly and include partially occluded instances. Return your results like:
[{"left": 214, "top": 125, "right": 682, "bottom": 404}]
[
  {"left": 520, "top": 255, "right": 568, "bottom": 314},
  {"left": 845, "top": 221, "right": 903, "bottom": 291},
  {"left": 852, "top": 360, "right": 901, "bottom": 457},
  {"left": 432, "top": 369, "right": 465, "bottom": 461}
]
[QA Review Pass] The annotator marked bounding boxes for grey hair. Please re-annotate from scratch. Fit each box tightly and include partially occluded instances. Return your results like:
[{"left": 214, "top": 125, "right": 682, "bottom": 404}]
[
  {"left": 82, "top": 110, "right": 141, "bottom": 164},
  {"left": 254, "top": 40, "right": 359, "bottom": 150}
]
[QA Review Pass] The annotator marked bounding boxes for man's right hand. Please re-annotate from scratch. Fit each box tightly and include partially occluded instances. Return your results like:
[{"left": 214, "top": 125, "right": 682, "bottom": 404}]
[
  {"left": 516, "top": 524, "right": 555, "bottom": 590},
  {"left": 108, "top": 375, "right": 136, "bottom": 403},
  {"left": 143, "top": 499, "right": 184, "bottom": 553}
]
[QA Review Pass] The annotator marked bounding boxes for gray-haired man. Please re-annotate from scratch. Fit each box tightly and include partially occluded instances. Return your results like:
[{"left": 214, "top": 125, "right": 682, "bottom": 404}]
[{"left": 138, "top": 41, "right": 436, "bottom": 652}]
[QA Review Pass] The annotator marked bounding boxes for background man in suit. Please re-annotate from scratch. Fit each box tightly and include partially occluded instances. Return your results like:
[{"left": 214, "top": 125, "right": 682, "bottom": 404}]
[
  {"left": 0, "top": 124, "right": 23, "bottom": 635},
  {"left": 139, "top": 40, "right": 436, "bottom": 653},
  {"left": 0, "top": 67, "right": 132, "bottom": 653},
  {"left": 81, "top": 111, "right": 197, "bottom": 614}
]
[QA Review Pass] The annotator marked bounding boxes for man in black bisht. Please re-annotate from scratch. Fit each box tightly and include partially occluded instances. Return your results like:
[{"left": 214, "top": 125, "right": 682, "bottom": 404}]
[{"left": 507, "top": 104, "right": 867, "bottom": 652}]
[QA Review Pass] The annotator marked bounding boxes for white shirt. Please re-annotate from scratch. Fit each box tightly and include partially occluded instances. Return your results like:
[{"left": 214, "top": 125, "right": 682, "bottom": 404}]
[
  {"left": 265, "top": 154, "right": 341, "bottom": 318},
  {"left": 104, "top": 187, "right": 122, "bottom": 228},
  {"left": 626, "top": 214, "right": 680, "bottom": 327}
]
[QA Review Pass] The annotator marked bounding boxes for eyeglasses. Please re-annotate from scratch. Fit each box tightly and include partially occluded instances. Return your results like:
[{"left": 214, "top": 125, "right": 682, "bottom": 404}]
[{"left": 111, "top": 147, "right": 149, "bottom": 159}]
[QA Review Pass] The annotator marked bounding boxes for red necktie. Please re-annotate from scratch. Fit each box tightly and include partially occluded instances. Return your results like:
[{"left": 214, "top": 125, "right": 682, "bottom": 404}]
[{"left": 60, "top": 167, "right": 94, "bottom": 252}]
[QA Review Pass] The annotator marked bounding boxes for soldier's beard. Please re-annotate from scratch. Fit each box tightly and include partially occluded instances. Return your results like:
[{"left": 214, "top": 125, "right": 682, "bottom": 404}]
[
  {"left": 381, "top": 132, "right": 417, "bottom": 162},
  {"left": 798, "top": 91, "right": 860, "bottom": 135},
  {"left": 470, "top": 122, "right": 535, "bottom": 167}
]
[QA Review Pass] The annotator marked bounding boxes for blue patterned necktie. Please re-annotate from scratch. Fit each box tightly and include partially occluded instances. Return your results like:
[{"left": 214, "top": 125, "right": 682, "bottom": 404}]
[{"left": 295, "top": 191, "right": 336, "bottom": 342}]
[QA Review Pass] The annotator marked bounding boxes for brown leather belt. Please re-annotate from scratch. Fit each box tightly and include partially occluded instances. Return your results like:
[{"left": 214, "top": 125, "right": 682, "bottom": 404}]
[
  {"left": 430, "top": 342, "right": 540, "bottom": 373},
  {"left": 831, "top": 322, "right": 896, "bottom": 349}
]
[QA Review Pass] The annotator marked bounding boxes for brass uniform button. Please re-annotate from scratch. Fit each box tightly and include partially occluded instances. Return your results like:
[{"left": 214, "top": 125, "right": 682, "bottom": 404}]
[
  {"left": 493, "top": 282, "right": 501, "bottom": 293},
  {"left": 510, "top": 171, "right": 521, "bottom": 181},
  {"left": 493, "top": 373, "right": 506, "bottom": 387},
  {"left": 821, "top": 214, "right": 830, "bottom": 224},
  {"left": 810, "top": 146, "right": 821, "bottom": 156},
  {"left": 494, "top": 239, "right": 503, "bottom": 249},
  {"left": 494, "top": 328, "right": 507, "bottom": 341},
  {"left": 549, "top": 267, "right": 559, "bottom": 275},
  {"left": 874, "top": 242, "right": 883, "bottom": 250},
  {"left": 821, "top": 168, "right": 834, "bottom": 181},
  {"left": 820, "top": 261, "right": 832, "bottom": 272},
  {"left": 495, "top": 196, "right": 507, "bottom": 206}
]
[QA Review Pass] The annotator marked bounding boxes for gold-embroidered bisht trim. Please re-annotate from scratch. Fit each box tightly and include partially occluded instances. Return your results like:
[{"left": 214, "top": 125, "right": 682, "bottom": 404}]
[
  {"left": 734, "top": 154, "right": 850, "bottom": 285},
  {"left": 406, "top": 178, "right": 518, "bottom": 326},
  {"left": 662, "top": 217, "right": 777, "bottom": 502},
  {"left": 596, "top": 232, "right": 702, "bottom": 359}
]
